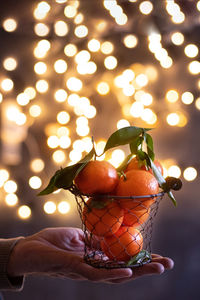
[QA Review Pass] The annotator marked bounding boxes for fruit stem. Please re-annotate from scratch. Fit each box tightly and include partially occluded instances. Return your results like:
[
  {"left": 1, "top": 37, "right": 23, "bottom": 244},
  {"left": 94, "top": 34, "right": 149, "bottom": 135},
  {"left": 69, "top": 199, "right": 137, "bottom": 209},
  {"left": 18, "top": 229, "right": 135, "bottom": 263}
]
[
  {"left": 91, "top": 136, "right": 97, "bottom": 160},
  {"left": 121, "top": 171, "right": 127, "bottom": 181}
]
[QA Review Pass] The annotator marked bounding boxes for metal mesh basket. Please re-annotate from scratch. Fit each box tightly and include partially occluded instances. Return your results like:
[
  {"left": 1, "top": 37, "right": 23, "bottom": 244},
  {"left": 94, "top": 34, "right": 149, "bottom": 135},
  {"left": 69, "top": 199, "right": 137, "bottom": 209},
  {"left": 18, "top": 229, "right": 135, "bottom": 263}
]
[{"left": 70, "top": 185, "right": 164, "bottom": 269}]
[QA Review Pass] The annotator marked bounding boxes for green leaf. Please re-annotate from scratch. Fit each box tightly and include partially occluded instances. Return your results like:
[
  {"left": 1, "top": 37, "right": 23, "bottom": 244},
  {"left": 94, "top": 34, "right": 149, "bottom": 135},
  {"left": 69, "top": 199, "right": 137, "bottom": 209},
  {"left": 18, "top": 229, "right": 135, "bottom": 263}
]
[
  {"left": 37, "top": 170, "right": 61, "bottom": 196},
  {"left": 149, "top": 159, "right": 166, "bottom": 187},
  {"left": 126, "top": 250, "right": 151, "bottom": 266},
  {"left": 144, "top": 133, "right": 155, "bottom": 161},
  {"left": 167, "top": 191, "right": 177, "bottom": 207},
  {"left": 147, "top": 157, "right": 177, "bottom": 207},
  {"left": 103, "top": 126, "right": 151, "bottom": 153},
  {"left": 38, "top": 149, "right": 95, "bottom": 196},
  {"left": 129, "top": 136, "right": 144, "bottom": 154}
]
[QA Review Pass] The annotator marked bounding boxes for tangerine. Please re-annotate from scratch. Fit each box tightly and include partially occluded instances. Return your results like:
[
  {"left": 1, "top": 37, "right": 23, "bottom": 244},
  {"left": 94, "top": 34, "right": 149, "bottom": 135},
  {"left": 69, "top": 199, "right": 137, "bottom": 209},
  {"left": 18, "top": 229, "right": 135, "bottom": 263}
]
[
  {"left": 82, "top": 198, "right": 124, "bottom": 237},
  {"left": 125, "top": 156, "right": 163, "bottom": 175},
  {"left": 122, "top": 206, "right": 150, "bottom": 227},
  {"left": 74, "top": 160, "right": 119, "bottom": 195},
  {"left": 115, "top": 169, "right": 159, "bottom": 210},
  {"left": 101, "top": 226, "right": 143, "bottom": 261}
]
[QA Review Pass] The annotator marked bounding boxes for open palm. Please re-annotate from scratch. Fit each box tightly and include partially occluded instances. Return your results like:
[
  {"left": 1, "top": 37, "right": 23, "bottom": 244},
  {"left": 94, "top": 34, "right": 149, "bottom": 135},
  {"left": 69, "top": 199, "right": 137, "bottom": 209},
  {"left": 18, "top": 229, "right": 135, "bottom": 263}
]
[{"left": 8, "top": 227, "right": 174, "bottom": 284}]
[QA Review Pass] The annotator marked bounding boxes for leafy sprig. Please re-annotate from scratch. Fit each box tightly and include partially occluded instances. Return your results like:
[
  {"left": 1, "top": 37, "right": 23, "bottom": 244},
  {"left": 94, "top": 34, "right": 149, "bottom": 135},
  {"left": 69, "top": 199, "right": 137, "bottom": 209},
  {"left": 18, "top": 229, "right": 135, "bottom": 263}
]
[{"left": 38, "top": 125, "right": 182, "bottom": 205}]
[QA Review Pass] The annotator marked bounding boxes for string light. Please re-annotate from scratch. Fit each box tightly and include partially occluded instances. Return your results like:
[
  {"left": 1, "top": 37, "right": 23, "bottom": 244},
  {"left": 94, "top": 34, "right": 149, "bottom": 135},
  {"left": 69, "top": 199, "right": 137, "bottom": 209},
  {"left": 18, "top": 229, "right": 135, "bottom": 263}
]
[
  {"left": 183, "top": 167, "right": 197, "bottom": 181},
  {"left": 139, "top": 1, "right": 153, "bottom": 15},
  {"left": 54, "top": 20, "right": 69, "bottom": 36},
  {"left": 5, "top": 194, "right": 18, "bottom": 206},
  {"left": 18, "top": 205, "right": 31, "bottom": 219},
  {"left": 3, "top": 18, "right": 17, "bottom": 32},
  {"left": 1, "top": 0, "right": 200, "bottom": 221},
  {"left": 1, "top": 78, "right": 14, "bottom": 91},
  {"left": 57, "top": 201, "right": 70, "bottom": 214},
  {"left": 3, "top": 57, "right": 17, "bottom": 71},
  {"left": 44, "top": 201, "right": 56, "bottom": 214}
]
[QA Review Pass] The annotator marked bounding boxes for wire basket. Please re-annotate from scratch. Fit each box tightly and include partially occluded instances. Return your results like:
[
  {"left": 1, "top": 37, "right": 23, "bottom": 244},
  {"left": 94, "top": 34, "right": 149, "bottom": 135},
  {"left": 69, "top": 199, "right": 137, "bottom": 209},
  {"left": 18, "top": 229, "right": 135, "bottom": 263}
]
[{"left": 70, "top": 185, "right": 164, "bottom": 269}]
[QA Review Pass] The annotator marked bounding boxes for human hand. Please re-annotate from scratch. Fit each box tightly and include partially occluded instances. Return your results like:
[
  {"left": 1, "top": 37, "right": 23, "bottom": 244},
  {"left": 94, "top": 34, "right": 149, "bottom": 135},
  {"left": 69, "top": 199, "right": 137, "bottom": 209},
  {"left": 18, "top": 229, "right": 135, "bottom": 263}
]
[{"left": 7, "top": 227, "right": 174, "bottom": 284}]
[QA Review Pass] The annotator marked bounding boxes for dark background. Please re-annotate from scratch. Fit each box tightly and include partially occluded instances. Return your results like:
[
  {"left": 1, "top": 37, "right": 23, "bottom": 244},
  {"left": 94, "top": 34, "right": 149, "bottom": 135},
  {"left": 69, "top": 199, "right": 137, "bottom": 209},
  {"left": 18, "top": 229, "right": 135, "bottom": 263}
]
[{"left": 1, "top": 0, "right": 200, "bottom": 299}]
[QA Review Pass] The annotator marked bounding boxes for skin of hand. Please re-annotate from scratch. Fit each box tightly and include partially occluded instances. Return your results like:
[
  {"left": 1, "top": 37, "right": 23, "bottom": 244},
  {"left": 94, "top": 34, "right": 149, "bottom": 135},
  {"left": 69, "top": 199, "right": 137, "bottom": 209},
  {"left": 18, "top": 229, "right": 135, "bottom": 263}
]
[{"left": 7, "top": 227, "right": 174, "bottom": 284}]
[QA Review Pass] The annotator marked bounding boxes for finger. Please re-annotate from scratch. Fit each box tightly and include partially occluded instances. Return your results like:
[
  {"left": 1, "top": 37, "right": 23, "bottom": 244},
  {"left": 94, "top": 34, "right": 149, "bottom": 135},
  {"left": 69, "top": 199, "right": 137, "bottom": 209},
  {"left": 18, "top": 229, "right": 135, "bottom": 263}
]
[
  {"left": 131, "top": 262, "right": 165, "bottom": 278},
  {"left": 77, "top": 262, "right": 133, "bottom": 282},
  {"left": 151, "top": 253, "right": 163, "bottom": 258},
  {"left": 107, "top": 262, "right": 166, "bottom": 284},
  {"left": 152, "top": 257, "right": 174, "bottom": 270}
]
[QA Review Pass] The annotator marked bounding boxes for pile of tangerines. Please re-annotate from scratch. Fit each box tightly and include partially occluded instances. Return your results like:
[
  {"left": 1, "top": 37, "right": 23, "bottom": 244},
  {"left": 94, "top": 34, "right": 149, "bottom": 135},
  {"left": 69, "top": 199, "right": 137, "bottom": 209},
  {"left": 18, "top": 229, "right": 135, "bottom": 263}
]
[
  {"left": 39, "top": 125, "right": 182, "bottom": 265},
  {"left": 74, "top": 156, "right": 163, "bottom": 263}
]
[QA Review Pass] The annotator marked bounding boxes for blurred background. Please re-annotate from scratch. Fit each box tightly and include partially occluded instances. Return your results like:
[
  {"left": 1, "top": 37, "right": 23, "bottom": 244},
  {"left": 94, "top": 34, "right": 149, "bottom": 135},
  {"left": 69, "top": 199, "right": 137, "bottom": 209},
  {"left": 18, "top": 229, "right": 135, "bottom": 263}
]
[{"left": 0, "top": 0, "right": 200, "bottom": 299}]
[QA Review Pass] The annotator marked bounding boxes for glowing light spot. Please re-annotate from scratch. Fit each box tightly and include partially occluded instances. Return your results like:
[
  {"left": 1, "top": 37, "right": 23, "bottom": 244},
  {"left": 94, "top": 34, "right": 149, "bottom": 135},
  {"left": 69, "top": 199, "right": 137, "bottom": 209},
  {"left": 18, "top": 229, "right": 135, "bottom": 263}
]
[
  {"left": 166, "top": 90, "right": 179, "bottom": 103},
  {"left": 130, "top": 101, "right": 144, "bottom": 118},
  {"left": 54, "top": 59, "right": 67, "bottom": 73},
  {"left": 36, "top": 79, "right": 49, "bottom": 93},
  {"left": 88, "top": 39, "right": 101, "bottom": 52},
  {"left": 167, "top": 165, "right": 181, "bottom": 178},
  {"left": 29, "top": 176, "right": 42, "bottom": 189},
  {"left": 29, "top": 105, "right": 42, "bottom": 117},
  {"left": 58, "top": 201, "right": 70, "bottom": 214},
  {"left": 135, "top": 74, "right": 148, "bottom": 87},
  {"left": 4, "top": 180, "right": 17, "bottom": 193},
  {"left": 184, "top": 44, "right": 199, "bottom": 58},
  {"left": 166, "top": 113, "right": 180, "bottom": 126},
  {"left": 160, "top": 57, "right": 173, "bottom": 69},
  {"left": 97, "top": 82, "right": 110, "bottom": 95},
  {"left": 69, "top": 149, "right": 82, "bottom": 162},
  {"left": 5, "top": 194, "right": 18, "bottom": 206},
  {"left": 54, "top": 20, "right": 68, "bottom": 36},
  {"left": 30, "top": 158, "right": 45, "bottom": 173},
  {"left": 34, "top": 23, "right": 49, "bottom": 36},
  {"left": 75, "top": 50, "right": 90, "bottom": 64},
  {"left": 0, "top": 169, "right": 9, "bottom": 187},
  {"left": 54, "top": 89, "right": 68, "bottom": 102},
  {"left": 34, "top": 61, "right": 47, "bottom": 74},
  {"left": 53, "top": 150, "right": 66, "bottom": 163},
  {"left": 44, "top": 201, "right": 56, "bottom": 214},
  {"left": 3, "top": 18, "right": 17, "bottom": 32},
  {"left": 57, "top": 111, "right": 70, "bottom": 124},
  {"left": 195, "top": 97, "right": 200, "bottom": 110},
  {"left": 64, "top": 5, "right": 77, "bottom": 18},
  {"left": 66, "top": 77, "right": 82, "bottom": 92},
  {"left": 104, "top": 56, "right": 117, "bottom": 70},
  {"left": 1, "top": 78, "right": 14, "bottom": 92},
  {"left": 24, "top": 87, "right": 36, "bottom": 99},
  {"left": 18, "top": 205, "right": 31, "bottom": 219},
  {"left": 74, "top": 13, "right": 84, "bottom": 24},
  {"left": 115, "top": 13, "right": 128, "bottom": 26},
  {"left": 101, "top": 41, "right": 114, "bottom": 54},
  {"left": 181, "top": 92, "right": 194, "bottom": 105},
  {"left": 47, "top": 136, "right": 60, "bottom": 148},
  {"left": 188, "top": 61, "right": 200, "bottom": 75},
  {"left": 183, "top": 167, "right": 197, "bottom": 181},
  {"left": 123, "top": 84, "right": 135, "bottom": 96},
  {"left": 64, "top": 44, "right": 77, "bottom": 57},
  {"left": 74, "top": 25, "right": 88, "bottom": 38},
  {"left": 59, "top": 136, "right": 71, "bottom": 149},
  {"left": 139, "top": 1, "right": 153, "bottom": 14},
  {"left": 15, "top": 113, "right": 27, "bottom": 126},
  {"left": 76, "top": 125, "right": 90, "bottom": 137},
  {"left": 3, "top": 57, "right": 17, "bottom": 71},
  {"left": 117, "top": 119, "right": 130, "bottom": 129},
  {"left": 110, "top": 149, "right": 125, "bottom": 168},
  {"left": 171, "top": 32, "right": 184, "bottom": 45}
]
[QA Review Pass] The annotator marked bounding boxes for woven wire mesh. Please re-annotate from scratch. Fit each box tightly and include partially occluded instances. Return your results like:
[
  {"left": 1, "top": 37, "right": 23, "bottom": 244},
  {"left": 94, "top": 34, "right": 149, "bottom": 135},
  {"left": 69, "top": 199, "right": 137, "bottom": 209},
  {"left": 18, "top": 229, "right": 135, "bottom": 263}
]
[{"left": 70, "top": 185, "right": 164, "bottom": 269}]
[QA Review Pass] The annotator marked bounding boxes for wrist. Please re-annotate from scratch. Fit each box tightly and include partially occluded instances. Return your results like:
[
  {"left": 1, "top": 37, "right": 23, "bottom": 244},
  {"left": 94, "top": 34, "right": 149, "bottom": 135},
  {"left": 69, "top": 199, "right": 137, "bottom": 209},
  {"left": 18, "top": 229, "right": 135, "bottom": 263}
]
[{"left": 7, "top": 238, "right": 25, "bottom": 277}]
